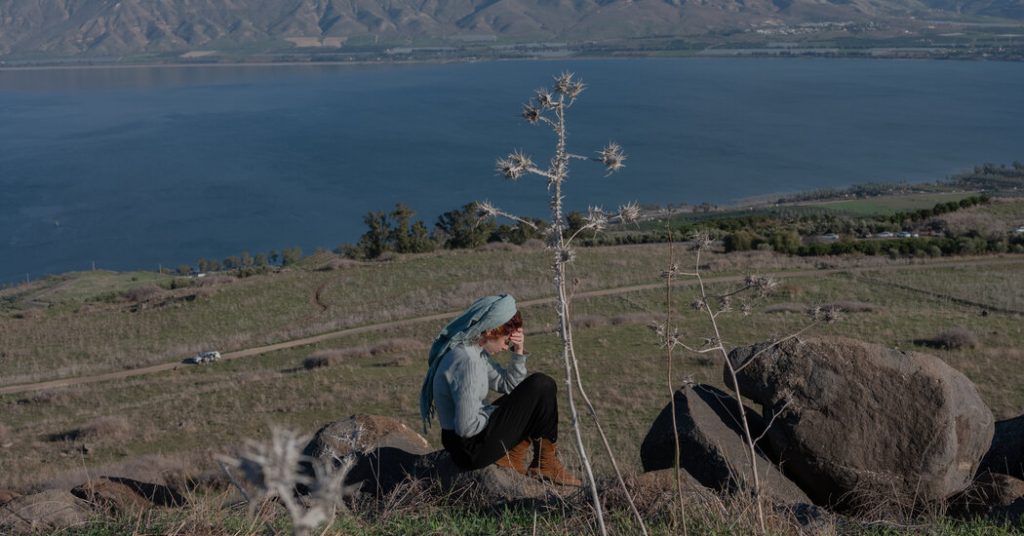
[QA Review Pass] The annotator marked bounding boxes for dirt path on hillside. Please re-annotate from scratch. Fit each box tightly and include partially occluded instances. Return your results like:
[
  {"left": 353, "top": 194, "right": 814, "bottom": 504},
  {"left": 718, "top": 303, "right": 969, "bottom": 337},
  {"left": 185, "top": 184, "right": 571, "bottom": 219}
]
[{"left": 3, "top": 256, "right": 1021, "bottom": 396}]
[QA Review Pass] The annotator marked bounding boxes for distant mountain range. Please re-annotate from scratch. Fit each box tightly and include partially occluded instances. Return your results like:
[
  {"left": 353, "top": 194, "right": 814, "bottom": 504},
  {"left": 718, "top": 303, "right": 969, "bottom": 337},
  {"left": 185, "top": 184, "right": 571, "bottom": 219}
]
[{"left": 1, "top": 0, "right": 1021, "bottom": 60}]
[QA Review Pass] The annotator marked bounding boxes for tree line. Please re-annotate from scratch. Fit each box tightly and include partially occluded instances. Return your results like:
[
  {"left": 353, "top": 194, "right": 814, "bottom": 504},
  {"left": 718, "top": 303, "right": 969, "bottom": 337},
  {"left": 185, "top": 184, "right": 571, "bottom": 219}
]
[{"left": 338, "top": 203, "right": 545, "bottom": 260}]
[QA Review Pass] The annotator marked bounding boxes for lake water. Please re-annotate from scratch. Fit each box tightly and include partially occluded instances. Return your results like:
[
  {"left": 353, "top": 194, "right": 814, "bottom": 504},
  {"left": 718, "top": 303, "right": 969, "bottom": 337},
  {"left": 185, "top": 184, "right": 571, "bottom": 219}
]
[{"left": 1, "top": 59, "right": 1022, "bottom": 283}]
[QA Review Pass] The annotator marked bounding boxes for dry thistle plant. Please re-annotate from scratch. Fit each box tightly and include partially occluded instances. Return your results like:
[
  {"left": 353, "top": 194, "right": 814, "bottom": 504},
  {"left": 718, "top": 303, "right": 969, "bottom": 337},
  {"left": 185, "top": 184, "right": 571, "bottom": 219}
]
[
  {"left": 218, "top": 427, "right": 357, "bottom": 536},
  {"left": 652, "top": 230, "right": 822, "bottom": 534},
  {"left": 483, "top": 71, "right": 644, "bottom": 536}
]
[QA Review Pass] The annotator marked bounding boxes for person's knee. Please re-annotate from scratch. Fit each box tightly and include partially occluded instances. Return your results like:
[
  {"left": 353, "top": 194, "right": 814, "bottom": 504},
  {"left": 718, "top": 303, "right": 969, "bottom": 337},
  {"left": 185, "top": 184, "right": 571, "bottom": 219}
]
[{"left": 525, "top": 372, "right": 556, "bottom": 394}]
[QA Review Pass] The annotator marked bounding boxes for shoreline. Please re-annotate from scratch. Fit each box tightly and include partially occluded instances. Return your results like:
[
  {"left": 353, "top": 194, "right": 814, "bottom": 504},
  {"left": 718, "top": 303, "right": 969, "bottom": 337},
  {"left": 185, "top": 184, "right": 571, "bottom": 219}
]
[{"left": 2, "top": 47, "right": 1023, "bottom": 73}]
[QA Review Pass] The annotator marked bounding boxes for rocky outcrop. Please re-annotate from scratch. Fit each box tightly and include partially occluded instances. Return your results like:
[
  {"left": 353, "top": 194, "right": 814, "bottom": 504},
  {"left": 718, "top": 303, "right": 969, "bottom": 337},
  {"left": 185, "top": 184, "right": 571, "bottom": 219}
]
[
  {"left": 0, "top": 489, "right": 90, "bottom": 533},
  {"left": 640, "top": 383, "right": 811, "bottom": 504},
  {"left": 0, "top": 490, "right": 19, "bottom": 506},
  {"left": 71, "top": 476, "right": 187, "bottom": 513},
  {"left": 978, "top": 414, "right": 1024, "bottom": 479},
  {"left": 304, "top": 414, "right": 432, "bottom": 463},
  {"left": 726, "top": 336, "right": 994, "bottom": 509},
  {"left": 301, "top": 414, "right": 572, "bottom": 503},
  {"left": 949, "top": 472, "right": 1024, "bottom": 521}
]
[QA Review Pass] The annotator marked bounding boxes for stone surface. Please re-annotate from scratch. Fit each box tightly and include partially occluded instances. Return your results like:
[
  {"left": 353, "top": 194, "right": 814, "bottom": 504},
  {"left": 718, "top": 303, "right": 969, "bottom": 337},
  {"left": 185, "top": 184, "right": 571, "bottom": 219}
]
[
  {"left": 726, "top": 336, "right": 994, "bottom": 508},
  {"left": 0, "top": 490, "right": 19, "bottom": 506},
  {"left": 301, "top": 414, "right": 432, "bottom": 496},
  {"left": 0, "top": 489, "right": 90, "bottom": 533},
  {"left": 978, "top": 414, "right": 1024, "bottom": 479},
  {"left": 640, "top": 383, "right": 811, "bottom": 504},
  {"left": 71, "top": 476, "right": 187, "bottom": 513},
  {"left": 301, "top": 414, "right": 571, "bottom": 503},
  {"left": 304, "top": 414, "right": 432, "bottom": 467},
  {"left": 949, "top": 472, "right": 1024, "bottom": 519},
  {"left": 413, "top": 450, "right": 570, "bottom": 503}
]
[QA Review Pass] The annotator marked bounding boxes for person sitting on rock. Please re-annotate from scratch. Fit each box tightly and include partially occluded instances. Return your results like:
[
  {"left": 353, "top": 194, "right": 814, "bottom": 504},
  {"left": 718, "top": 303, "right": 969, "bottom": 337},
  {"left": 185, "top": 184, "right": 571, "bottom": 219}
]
[{"left": 419, "top": 294, "right": 581, "bottom": 487}]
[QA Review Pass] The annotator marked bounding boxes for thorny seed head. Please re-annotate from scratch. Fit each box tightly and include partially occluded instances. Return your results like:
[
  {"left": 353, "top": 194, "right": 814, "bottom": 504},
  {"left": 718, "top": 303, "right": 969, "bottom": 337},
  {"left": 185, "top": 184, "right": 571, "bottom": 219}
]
[
  {"left": 617, "top": 201, "right": 641, "bottom": 224},
  {"left": 584, "top": 206, "right": 608, "bottom": 232},
  {"left": 521, "top": 103, "right": 541, "bottom": 124},
  {"left": 810, "top": 305, "right": 843, "bottom": 324},
  {"left": 599, "top": 143, "right": 627, "bottom": 174},
  {"left": 660, "top": 263, "right": 680, "bottom": 280},
  {"left": 649, "top": 321, "right": 681, "bottom": 350},
  {"left": 557, "top": 247, "right": 576, "bottom": 264},
  {"left": 740, "top": 302, "right": 753, "bottom": 317},
  {"left": 496, "top": 150, "right": 533, "bottom": 180},
  {"left": 553, "top": 71, "right": 585, "bottom": 99},
  {"left": 702, "top": 336, "right": 720, "bottom": 348},
  {"left": 718, "top": 295, "right": 732, "bottom": 312},
  {"left": 691, "top": 297, "right": 706, "bottom": 312},
  {"left": 476, "top": 200, "right": 499, "bottom": 220},
  {"left": 534, "top": 88, "right": 556, "bottom": 109},
  {"left": 691, "top": 231, "right": 714, "bottom": 251},
  {"left": 745, "top": 274, "right": 779, "bottom": 297}
]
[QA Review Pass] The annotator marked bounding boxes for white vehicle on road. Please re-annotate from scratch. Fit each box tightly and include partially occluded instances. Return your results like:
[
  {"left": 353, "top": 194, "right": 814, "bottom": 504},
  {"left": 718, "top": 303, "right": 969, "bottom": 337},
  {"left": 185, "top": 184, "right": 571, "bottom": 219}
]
[{"left": 185, "top": 351, "right": 222, "bottom": 364}]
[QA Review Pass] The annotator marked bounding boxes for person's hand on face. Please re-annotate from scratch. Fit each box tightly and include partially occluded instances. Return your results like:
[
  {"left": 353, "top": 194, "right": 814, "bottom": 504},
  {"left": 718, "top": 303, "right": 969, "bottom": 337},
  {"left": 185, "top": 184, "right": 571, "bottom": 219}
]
[{"left": 508, "top": 328, "right": 525, "bottom": 355}]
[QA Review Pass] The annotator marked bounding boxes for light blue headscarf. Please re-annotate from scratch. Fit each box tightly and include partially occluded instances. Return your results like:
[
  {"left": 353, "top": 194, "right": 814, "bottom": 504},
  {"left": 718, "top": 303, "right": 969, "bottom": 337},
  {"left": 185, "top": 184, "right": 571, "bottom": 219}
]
[{"left": 420, "top": 294, "right": 518, "bottom": 432}]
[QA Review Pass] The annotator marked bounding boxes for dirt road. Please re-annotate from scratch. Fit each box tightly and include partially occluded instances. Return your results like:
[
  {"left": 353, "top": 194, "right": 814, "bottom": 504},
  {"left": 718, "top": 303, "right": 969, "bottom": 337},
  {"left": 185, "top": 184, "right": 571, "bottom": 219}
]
[{"left": 2, "top": 256, "right": 1020, "bottom": 396}]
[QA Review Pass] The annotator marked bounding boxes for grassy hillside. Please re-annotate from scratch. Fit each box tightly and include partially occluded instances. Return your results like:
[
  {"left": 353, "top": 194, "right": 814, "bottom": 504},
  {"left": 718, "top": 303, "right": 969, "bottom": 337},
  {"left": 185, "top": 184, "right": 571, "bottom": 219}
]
[{"left": 1, "top": 199, "right": 1023, "bottom": 533}]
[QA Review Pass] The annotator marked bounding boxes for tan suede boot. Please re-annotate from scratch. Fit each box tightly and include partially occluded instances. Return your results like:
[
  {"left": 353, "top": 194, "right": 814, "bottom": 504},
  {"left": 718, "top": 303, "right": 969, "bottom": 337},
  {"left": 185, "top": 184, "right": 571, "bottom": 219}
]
[
  {"left": 494, "top": 439, "right": 532, "bottom": 475},
  {"left": 527, "top": 438, "right": 582, "bottom": 487}
]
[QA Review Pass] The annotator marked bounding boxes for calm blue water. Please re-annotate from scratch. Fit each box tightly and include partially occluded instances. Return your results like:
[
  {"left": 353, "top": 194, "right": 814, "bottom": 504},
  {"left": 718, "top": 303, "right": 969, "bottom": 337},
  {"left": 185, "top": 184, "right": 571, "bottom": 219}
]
[{"left": 1, "top": 59, "right": 1022, "bottom": 283}]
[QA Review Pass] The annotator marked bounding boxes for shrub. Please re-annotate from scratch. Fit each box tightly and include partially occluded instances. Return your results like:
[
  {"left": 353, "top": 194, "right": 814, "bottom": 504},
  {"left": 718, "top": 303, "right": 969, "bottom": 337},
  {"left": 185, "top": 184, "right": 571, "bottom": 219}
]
[
  {"left": 119, "top": 285, "right": 164, "bottom": 303},
  {"left": 75, "top": 416, "right": 131, "bottom": 443},
  {"left": 932, "top": 326, "right": 980, "bottom": 350},
  {"left": 303, "top": 356, "right": 331, "bottom": 369}
]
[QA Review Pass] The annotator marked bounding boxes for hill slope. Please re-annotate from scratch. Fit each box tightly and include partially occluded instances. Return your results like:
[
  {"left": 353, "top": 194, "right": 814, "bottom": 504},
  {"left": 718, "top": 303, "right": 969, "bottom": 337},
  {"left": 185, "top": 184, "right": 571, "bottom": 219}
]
[{"left": 0, "top": 0, "right": 1020, "bottom": 59}]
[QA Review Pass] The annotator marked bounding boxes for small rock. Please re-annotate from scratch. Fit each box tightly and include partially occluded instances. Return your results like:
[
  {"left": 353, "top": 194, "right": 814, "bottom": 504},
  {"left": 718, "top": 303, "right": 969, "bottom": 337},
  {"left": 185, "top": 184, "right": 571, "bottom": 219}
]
[
  {"left": 949, "top": 472, "right": 1024, "bottom": 519},
  {"left": 0, "top": 489, "right": 90, "bottom": 533},
  {"left": 412, "top": 450, "right": 572, "bottom": 503},
  {"left": 0, "top": 490, "right": 20, "bottom": 506},
  {"left": 979, "top": 414, "right": 1024, "bottom": 479},
  {"left": 303, "top": 414, "right": 432, "bottom": 467},
  {"left": 69, "top": 477, "right": 167, "bottom": 516}
]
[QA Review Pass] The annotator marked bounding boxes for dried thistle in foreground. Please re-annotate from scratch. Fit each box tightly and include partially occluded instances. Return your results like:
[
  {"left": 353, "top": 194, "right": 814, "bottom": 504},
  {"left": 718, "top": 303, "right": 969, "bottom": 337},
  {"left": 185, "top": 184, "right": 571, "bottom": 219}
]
[{"left": 218, "top": 427, "right": 356, "bottom": 536}]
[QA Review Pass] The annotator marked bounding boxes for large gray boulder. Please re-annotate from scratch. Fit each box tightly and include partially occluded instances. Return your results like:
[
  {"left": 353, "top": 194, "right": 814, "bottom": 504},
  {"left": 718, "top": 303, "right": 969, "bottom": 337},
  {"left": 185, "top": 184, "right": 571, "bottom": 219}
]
[
  {"left": 979, "top": 414, "right": 1024, "bottom": 479},
  {"left": 0, "top": 489, "right": 90, "bottom": 534},
  {"left": 726, "top": 336, "right": 994, "bottom": 509},
  {"left": 640, "top": 383, "right": 811, "bottom": 504}
]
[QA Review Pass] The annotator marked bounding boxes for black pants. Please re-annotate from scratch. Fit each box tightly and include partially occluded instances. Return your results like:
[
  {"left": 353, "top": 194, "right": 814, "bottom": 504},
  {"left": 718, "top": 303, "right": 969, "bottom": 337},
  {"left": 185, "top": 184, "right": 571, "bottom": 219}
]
[{"left": 441, "top": 373, "right": 559, "bottom": 470}]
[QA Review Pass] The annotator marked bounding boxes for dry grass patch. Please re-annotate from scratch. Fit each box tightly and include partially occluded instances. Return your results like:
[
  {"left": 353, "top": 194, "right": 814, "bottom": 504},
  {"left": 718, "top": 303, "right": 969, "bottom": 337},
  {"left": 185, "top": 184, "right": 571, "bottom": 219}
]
[
  {"left": 304, "top": 338, "right": 425, "bottom": 369},
  {"left": 119, "top": 284, "right": 165, "bottom": 303},
  {"left": 49, "top": 415, "right": 132, "bottom": 444},
  {"left": 764, "top": 301, "right": 879, "bottom": 314},
  {"left": 919, "top": 326, "right": 981, "bottom": 350}
]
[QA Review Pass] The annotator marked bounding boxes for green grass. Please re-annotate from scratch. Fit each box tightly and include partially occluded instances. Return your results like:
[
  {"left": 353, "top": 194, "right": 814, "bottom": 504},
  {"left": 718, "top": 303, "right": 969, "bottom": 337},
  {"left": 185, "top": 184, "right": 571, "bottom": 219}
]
[
  {"left": 58, "top": 498, "right": 1024, "bottom": 536},
  {"left": 801, "top": 192, "right": 977, "bottom": 216}
]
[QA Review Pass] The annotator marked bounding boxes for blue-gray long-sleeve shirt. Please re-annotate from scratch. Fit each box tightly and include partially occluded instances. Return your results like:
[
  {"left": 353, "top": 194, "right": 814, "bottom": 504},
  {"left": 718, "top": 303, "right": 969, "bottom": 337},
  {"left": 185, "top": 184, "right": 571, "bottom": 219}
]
[{"left": 432, "top": 343, "right": 528, "bottom": 437}]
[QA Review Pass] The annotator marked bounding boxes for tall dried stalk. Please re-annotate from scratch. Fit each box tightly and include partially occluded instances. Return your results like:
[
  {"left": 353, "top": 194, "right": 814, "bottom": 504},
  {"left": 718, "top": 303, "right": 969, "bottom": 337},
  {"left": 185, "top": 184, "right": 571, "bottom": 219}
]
[
  {"left": 660, "top": 221, "right": 687, "bottom": 535},
  {"left": 660, "top": 232, "right": 823, "bottom": 534},
  {"left": 486, "top": 72, "right": 643, "bottom": 536}
]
